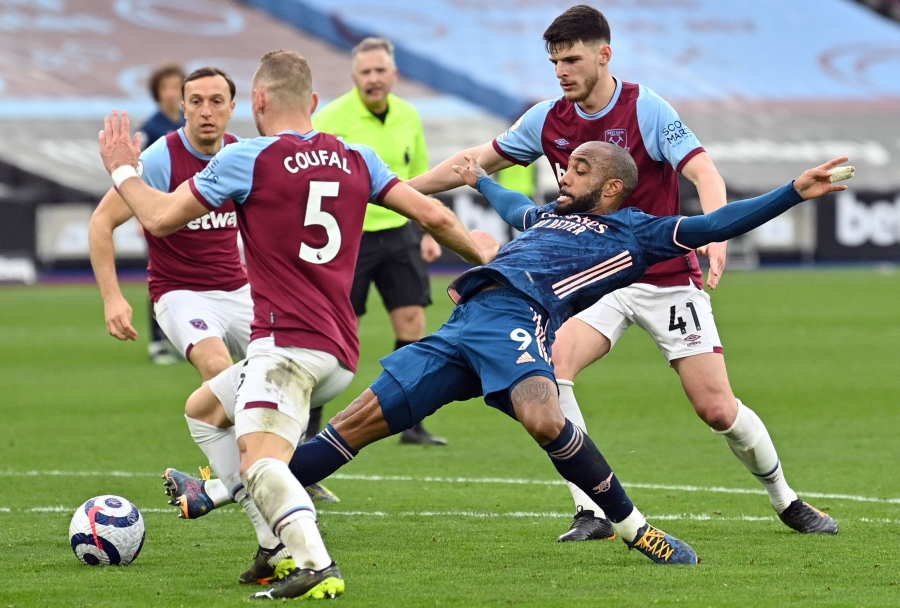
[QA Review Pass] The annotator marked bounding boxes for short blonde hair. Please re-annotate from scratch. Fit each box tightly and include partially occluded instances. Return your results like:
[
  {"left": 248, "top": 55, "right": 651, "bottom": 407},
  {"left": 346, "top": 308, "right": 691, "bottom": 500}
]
[
  {"left": 351, "top": 37, "right": 395, "bottom": 62},
  {"left": 253, "top": 50, "right": 313, "bottom": 106}
]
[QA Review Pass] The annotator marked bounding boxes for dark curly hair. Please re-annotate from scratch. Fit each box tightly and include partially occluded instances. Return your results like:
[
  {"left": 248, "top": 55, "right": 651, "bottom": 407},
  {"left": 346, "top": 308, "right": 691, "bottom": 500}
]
[{"left": 543, "top": 5, "right": 611, "bottom": 54}]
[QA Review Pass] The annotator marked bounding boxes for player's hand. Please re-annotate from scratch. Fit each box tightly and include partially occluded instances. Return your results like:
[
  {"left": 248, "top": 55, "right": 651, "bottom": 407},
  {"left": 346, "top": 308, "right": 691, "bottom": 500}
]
[
  {"left": 698, "top": 241, "right": 727, "bottom": 290},
  {"left": 420, "top": 233, "right": 442, "bottom": 263},
  {"left": 104, "top": 294, "right": 138, "bottom": 341},
  {"left": 452, "top": 154, "right": 488, "bottom": 188},
  {"left": 793, "top": 157, "right": 853, "bottom": 200},
  {"left": 99, "top": 110, "right": 142, "bottom": 174},
  {"left": 471, "top": 229, "right": 500, "bottom": 265}
]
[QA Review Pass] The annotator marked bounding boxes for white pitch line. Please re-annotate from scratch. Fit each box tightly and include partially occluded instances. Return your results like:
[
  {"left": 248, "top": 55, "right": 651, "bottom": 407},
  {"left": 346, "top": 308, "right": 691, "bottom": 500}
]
[
  {"left": 4, "top": 470, "right": 899, "bottom": 505},
  {"left": 2, "top": 506, "right": 899, "bottom": 524},
  {"left": 328, "top": 474, "right": 900, "bottom": 505}
]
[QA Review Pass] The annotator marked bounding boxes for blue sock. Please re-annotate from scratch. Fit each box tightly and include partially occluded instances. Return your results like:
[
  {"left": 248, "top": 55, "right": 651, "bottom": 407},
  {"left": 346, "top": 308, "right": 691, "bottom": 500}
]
[
  {"left": 289, "top": 424, "right": 358, "bottom": 486},
  {"left": 542, "top": 420, "right": 634, "bottom": 523}
]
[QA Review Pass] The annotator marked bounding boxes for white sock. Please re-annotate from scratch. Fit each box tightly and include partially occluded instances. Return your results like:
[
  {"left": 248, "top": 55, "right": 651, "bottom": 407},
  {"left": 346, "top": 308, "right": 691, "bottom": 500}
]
[
  {"left": 557, "top": 380, "right": 608, "bottom": 519},
  {"left": 714, "top": 400, "right": 798, "bottom": 512},
  {"left": 185, "top": 416, "right": 236, "bottom": 507},
  {"left": 611, "top": 507, "right": 647, "bottom": 543},
  {"left": 185, "top": 416, "right": 279, "bottom": 548},
  {"left": 244, "top": 458, "right": 332, "bottom": 571},
  {"left": 203, "top": 479, "right": 233, "bottom": 507},
  {"left": 233, "top": 485, "right": 281, "bottom": 550}
]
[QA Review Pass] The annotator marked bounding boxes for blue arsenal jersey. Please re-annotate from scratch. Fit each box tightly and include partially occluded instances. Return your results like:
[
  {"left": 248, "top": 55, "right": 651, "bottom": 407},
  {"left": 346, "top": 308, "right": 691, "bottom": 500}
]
[{"left": 451, "top": 184, "right": 689, "bottom": 334}]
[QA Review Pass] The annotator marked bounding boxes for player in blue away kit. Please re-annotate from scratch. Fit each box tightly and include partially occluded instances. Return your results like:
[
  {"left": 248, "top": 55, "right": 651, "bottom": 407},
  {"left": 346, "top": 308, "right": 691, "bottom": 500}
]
[{"left": 285, "top": 142, "right": 851, "bottom": 566}]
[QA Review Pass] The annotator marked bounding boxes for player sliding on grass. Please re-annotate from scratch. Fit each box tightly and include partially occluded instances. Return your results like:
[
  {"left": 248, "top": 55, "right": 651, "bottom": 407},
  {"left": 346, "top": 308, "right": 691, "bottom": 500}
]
[
  {"left": 99, "top": 49, "right": 496, "bottom": 600},
  {"left": 171, "top": 142, "right": 852, "bottom": 568},
  {"left": 408, "top": 4, "right": 839, "bottom": 540}
]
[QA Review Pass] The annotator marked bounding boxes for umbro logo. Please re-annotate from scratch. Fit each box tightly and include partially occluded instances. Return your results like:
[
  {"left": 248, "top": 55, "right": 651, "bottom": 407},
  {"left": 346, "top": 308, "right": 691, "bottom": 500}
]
[
  {"left": 554, "top": 138, "right": 569, "bottom": 149},
  {"left": 516, "top": 352, "right": 535, "bottom": 364},
  {"left": 684, "top": 334, "right": 701, "bottom": 342}
]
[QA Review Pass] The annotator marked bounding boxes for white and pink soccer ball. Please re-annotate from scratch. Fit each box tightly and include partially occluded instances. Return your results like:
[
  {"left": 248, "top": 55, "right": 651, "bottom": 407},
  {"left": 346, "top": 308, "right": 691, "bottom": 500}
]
[{"left": 69, "top": 495, "right": 145, "bottom": 566}]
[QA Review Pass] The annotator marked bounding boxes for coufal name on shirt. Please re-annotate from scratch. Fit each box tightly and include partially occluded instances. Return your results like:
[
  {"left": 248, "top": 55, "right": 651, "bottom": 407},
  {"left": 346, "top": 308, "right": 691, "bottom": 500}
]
[
  {"left": 283, "top": 150, "right": 352, "bottom": 174},
  {"left": 532, "top": 214, "right": 607, "bottom": 236},
  {"left": 186, "top": 211, "right": 237, "bottom": 230}
]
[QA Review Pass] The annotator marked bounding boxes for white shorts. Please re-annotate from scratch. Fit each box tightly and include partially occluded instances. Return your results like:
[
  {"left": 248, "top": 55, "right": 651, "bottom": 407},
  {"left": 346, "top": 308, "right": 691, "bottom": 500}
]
[
  {"left": 154, "top": 285, "right": 252, "bottom": 360},
  {"left": 574, "top": 282, "right": 723, "bottom": 363},
  {"left": 221, "top": 337, "right": 354, "bottom": 445}
]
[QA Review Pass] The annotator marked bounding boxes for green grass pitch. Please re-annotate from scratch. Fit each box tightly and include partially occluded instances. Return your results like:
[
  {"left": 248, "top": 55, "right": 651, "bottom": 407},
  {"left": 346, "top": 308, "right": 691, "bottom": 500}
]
[{"left": 1, "top": 269, "right": 898, "bottom": 607}]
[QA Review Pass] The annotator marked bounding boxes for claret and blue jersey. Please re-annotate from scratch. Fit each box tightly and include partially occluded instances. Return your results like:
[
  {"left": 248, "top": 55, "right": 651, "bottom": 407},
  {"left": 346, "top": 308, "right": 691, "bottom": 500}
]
[
  {"left": 137, "top": 127, "right": 246, "bottom": 302},
  {"left": 188, "top": 129, "right": 400, "bottom": 371},
  {"left": 492, "top": 79, "right": 706, "bottom": 288}
]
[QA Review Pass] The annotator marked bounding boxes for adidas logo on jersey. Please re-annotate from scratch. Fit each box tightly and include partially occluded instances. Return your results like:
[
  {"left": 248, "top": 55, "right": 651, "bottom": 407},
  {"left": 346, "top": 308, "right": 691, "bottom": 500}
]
[{"left": 516, "top": 352, "right": 535, "bottom": 364}]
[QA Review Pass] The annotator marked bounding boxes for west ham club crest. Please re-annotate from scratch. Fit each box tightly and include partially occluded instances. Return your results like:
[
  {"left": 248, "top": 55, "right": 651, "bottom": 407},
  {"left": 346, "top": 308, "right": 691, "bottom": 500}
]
[{"left": 604, "top": 129, "right": 628, "bottom": 149}]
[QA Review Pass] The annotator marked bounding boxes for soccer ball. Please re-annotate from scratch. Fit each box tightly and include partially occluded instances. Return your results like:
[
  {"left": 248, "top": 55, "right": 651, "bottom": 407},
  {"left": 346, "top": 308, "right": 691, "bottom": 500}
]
[{"left": 69, "top": 495, "right": 145, "bottom": 566}]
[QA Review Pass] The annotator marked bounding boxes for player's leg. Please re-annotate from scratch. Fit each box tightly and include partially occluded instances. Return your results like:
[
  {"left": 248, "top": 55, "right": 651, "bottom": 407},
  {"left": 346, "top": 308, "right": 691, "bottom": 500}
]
[
  {"left": 374, "top": 223, "right": 446, "bottom": 446},
  {"left": 504, "top": 374, "right": 696, "bottom": 564},
  {"left": 288, "top": 313, "right": 480, "bottom": 486},
  {"left": 549, "top": 294, "right": 634, "bottom": 541},
  {"left": 154, "top": 290, "right": 233, "bottom": 381},
  {"left": 166, "top": 358, "right": 355, "bottom": 584},
  {"left": 165, "top": 360, "right": 348, "bottom": 514},
  {"left": 459, "top": 290, "right": 693, "bottom": 563},
  {"left": 191, "top": 364, "right": 297, "bottom": 584},
  {"left": 149, "top": 302, "right": 179, "bottom": 364},
  {"left": 295, "top": 363, "right": 355, "bottom": 504},
  {"left": 237, "top": 340, "right": 345, "bottom": 600},
  {"left": 221, "top": 284, "right": 254, "bottom": 361},
  {"left": 187, "top": 337, "right": 234, "bottom": 381},
  {"left": 632, "top": 284, "right": 837, "bottom": 534},
  {"left": 673, "top": 352, "right": 837, "bottom": 533}
]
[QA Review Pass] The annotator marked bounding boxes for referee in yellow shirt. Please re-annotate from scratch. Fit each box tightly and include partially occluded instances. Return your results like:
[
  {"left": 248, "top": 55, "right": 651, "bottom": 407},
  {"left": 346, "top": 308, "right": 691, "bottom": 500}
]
[{"left": 311, "top": 37, "right": 447, "bottom": 446}]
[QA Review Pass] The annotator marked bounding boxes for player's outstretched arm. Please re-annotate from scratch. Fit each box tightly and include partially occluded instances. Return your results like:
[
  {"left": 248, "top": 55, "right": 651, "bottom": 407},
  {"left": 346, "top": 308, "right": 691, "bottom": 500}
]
[
  {"left": 88, "top": 188, "right": 138, "bottom": 341},
  {"left": 407, "top": 142, "right": 514, "bottom": 195},
  {"left": 381, "top": 183, "right": 499, "bottom": 265},
  {"left": 453, "top": 155, "right": 535, "bottom": 230},
  {"left": 675, "top": 157, "right": 853, "bottom": 249},
  {"left": 98, "top": 110, "right": 209, "bottom": 236}
]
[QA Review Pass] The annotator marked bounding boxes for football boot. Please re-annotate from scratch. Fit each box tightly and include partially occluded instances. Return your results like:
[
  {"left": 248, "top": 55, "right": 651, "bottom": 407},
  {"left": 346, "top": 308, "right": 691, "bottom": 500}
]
[
  {"left": 557, "top": 507, "right": 616, "bottom": 542},
  {"left": 778, "top": 499, "right": 838, "bottom": 534},
  {"left": 623, "top": 523, "right": 699, "bottom": 565},
  {"left": 251, "top": 562, "right": 345, "bottom": 600},
  {"left": 399, "top": 423, "right": 448, "bottom": 446},
  {"left": 162, "top": 468, "right": 215, "bottom": 519},
  {"left": 240, "top": 544, "right": 296, "bottom": 585},
  {"left": 305, "top": 482, "right": 340, "bottom": 503}
]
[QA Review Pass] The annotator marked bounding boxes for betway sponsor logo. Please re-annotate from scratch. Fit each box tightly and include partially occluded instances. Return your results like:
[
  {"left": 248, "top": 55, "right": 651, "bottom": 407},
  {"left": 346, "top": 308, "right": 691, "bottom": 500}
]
[
  {"left": 186, "top": 211, "right": 237, "bottom": 231},
  {"left": 836, "top": 190, "right": 900, "bottom": 247},
  {"left": 704, "top": 139, "right": 890, "bottom": 167}
]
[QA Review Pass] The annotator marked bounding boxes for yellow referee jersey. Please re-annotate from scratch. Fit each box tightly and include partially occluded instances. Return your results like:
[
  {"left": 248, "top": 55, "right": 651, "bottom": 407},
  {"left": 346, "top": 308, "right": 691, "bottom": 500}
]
[{"left": 313, "top": 88, "right": 428, "bottom": 232}]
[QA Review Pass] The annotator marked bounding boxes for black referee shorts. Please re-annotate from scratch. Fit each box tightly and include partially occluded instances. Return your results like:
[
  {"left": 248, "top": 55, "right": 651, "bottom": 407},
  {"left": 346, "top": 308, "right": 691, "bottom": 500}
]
[{"left": 350, "top": 222, "right": 432, "bottom": 317}]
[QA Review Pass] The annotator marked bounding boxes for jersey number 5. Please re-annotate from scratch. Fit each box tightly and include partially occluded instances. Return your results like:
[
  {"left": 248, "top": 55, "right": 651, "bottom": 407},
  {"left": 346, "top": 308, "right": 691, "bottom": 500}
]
[{"left": 300, "top": 181, "right": 342, "bottom": 265}]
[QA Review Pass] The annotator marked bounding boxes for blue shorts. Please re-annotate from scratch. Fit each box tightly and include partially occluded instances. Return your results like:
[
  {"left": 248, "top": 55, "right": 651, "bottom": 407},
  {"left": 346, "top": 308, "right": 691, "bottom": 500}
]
[{"left": 371, "top": 288, "right": 556, "bottom": 433}]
